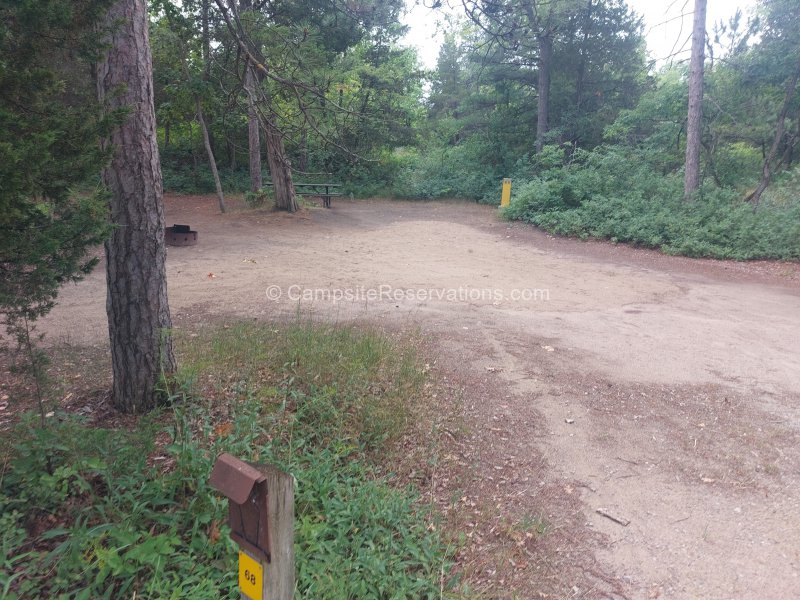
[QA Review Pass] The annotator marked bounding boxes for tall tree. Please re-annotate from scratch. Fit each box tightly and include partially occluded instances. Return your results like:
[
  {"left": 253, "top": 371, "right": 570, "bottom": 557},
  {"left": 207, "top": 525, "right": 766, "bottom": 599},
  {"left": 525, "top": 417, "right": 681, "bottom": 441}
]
[
  {"left": 429, "top": 33, "right": 464, "bottom": 118},
  {"left": 151, "top": 0, "right": 226, "bottom": 212},
  {"left": 684, "top": 0, "right": 707, "bottom": 198},
  {"left": 245, "top": 68, "right": 263, "bottom": 192},
  {"left": 747, "top": 55, "right": 800, "bottom": 205},
  {"left": 554, "top": 0, "right": 645, "bottom": 148},
  {"left": 196, "top": 95, "right": 227, "bottom": 212},
  {"left": 462, "top": 0, "right": 643, "bottom": 154},
  {"left": 747, "top": 0, "right": 800, "bottom": 205},
  {"left": 1, "top": 0, "right": 113, "bottom": 422},
  {"left": 97, "top": 0, "right": 176, "bottom": 413},
  {"left": 463, "top": 0, "right": 561, "bottom": 153},
  {"left": 520, "top": 0, "right": 557, "bottom": 153},
  {"left": 535, "top": 27, "right": 554, "bottom": 153},
  {"left": 240, "top": 0, "right": 263, "bottom": 193},
  {"left": 199, "top": 0, "right": 227, "bottom": 212},
  {"left": 211, "top": 0, "right": 408, "bottom": 210},
  {"left": 213, "top": 0, "right": 298, "bottom": 211}
]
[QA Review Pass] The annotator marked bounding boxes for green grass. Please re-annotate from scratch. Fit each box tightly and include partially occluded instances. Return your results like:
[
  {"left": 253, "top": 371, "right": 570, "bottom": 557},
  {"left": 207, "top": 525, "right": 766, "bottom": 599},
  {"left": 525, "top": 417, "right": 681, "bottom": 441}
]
[{"left": 0, "top": 322, "right": 457, "bottom": 599}]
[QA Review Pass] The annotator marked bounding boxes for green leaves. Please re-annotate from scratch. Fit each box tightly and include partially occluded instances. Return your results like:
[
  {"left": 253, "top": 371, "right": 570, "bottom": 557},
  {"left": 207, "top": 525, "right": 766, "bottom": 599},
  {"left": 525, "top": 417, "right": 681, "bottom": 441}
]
[
  {"left": 1, "top": 323, "right": 456, "bottom": 598},
  {"left": 1, "top": 0, "right": 114, "bottom": 340},
  {"left": 504, "top": 144, "right": 800, "bottom": 259}
]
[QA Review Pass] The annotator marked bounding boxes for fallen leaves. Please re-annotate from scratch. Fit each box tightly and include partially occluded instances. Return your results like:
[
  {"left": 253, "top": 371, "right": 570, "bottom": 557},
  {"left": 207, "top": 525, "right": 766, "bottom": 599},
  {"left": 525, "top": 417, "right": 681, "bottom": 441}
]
[
  {"left": 209, "top": 519, "right": 221, "bottom": 544},
  {"left": 214, "top": 421, "right": 234, "bottom": 437}
]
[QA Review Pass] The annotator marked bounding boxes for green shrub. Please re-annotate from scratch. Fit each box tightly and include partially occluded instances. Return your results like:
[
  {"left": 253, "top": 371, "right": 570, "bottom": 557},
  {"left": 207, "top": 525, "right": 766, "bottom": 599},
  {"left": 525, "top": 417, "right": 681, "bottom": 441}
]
[
  {"left": 763, "top": 165, "right": 800, "bottom": 207},
  {"left": 392, "top": 138, "right": 505, "bottom": 201},
  {"left": 0, "top": 323, "right": 456, "bottom": 599},
  {"left": 713, "top": 142, "right": 763, "bottom": 189},
  {"left": 504, "top": 145, "right": 800, "bottom": 260},
  {"left": 161, "top": 166, "right": 255, "bottom": 195}
]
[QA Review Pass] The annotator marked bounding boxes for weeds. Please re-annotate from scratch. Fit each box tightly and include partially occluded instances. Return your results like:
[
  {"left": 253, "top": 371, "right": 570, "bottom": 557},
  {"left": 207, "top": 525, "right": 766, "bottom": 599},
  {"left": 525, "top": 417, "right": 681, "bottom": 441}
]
[
  {"left": 0, "top": 322, "right": 456, "bottom": 598},
  {"left": 243, "top": 189, "right": 273, "bottom": 209}
]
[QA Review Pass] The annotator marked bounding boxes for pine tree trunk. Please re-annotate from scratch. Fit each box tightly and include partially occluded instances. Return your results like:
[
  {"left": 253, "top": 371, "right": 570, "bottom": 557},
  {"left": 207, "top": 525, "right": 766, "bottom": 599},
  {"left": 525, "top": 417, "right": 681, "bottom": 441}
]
[
  {"left": 574, "top": 0, "right": 593, "bottom": 111},
  {"left": 196, "top": 99, "right": 226, "bottom": 213},
  {"left": 97, "top": 0, "right": 176, "bottom": 414},
  {"left": 535, "top": 32, "right": 553, "bottom": 154},
  {"left": 246, "top": 68, "right": 263, "bottom": 192},
  {"left": 265, "top": 120, "right": 297, "bottom": 212},
  {"left": 240, "top": 0, "right": 263, "bottom": 193},
  {"left": 202, "top": 0, "right": 211, "bottom": 79},
  {"left": 520, "top": 0, "right": 552, "bottom": 153},
  {"left": 684, "top": 0, "right": 707, "bottom": 199}
]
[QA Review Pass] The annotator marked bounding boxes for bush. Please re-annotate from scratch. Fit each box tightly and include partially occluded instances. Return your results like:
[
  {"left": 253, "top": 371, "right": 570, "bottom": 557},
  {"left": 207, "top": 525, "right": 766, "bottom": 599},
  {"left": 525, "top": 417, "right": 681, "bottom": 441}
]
[
  {"left": 334, "top": 150, "right": 400, "bottom": 198},
  {"left": 503, "top": 145, "right": 800, "bottom": 260},
  {"left": 392, "top": 138, "right": 506, "bottom": 202},
  {"left": 161, "top": 166, "right": 254, "bottom": 195}
]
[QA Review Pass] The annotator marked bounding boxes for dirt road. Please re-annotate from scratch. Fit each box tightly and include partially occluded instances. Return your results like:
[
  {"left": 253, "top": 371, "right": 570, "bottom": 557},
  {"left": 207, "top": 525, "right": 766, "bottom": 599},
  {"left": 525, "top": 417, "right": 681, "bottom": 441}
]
[{"left": 41, "top": 196, "right": 800, "bottom": 598}]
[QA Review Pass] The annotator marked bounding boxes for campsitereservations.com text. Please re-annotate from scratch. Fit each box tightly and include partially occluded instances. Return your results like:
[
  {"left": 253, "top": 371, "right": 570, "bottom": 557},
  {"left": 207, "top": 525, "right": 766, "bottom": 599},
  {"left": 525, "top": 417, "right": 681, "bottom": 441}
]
[{"left": 264, "top": 284, "right": 549, "bottom": 303}]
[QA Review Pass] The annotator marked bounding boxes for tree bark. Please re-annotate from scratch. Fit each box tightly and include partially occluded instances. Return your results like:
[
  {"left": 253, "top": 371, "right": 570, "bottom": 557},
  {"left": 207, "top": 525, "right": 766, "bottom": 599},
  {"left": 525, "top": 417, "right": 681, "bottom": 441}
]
[
  {"left": 202, "top": 0, "right": 211, "bottom": 79},
  {"left": 574, "top": 0, "right": 594, "bottom": 111},
  {"left": 684, "top": 0, "right": 707, "bottom": 199},
  {"left": 97, "top": 0, "right": 176, "bottom": 414},
  {"left": 246, "top": 67, "right": 263, "bottom": 192},
  {"left": 519, "top": 0, "right": 552, "bottom": 153},
  {"left": 536, "top": 32, "right": 553, "bottom": 154},
  {"left": 196, "top": 99, "right": 227, "bottom": 213},
  {"left": 747, "top": 54, "right": 800, "bottom": 207},
  {"left": 264, "top": 120, "right": 297, "bottom": 212},
  {"left": 240, "top": 0, "right": 263, "bottom": 193}
]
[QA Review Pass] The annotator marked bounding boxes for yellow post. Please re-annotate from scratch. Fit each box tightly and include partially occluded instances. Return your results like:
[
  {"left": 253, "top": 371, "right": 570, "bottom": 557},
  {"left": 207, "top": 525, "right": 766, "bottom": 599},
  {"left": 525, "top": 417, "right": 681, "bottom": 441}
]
[{"left": 500, "top": 178, "right": 512, "bottom": 207}]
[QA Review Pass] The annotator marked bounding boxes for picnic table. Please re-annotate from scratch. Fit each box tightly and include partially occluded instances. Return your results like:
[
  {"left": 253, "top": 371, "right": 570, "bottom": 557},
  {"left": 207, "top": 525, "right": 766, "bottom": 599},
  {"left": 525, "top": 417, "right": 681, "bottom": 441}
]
[{"left": 264, "top": 182, "right": 342, "bottom": 208}]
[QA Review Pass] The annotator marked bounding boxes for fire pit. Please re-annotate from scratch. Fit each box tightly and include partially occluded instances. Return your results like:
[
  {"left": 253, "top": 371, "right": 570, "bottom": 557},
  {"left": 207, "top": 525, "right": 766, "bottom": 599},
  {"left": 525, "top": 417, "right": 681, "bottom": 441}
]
[{"left": 165, "top": 224, "right": 198, "bottom": 246}]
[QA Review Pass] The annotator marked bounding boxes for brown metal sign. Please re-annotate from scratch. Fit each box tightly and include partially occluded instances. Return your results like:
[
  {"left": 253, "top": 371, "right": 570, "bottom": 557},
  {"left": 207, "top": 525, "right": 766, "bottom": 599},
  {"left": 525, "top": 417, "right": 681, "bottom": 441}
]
[{"left": 209, "top": 453, "right": 272, "bottom": 563}]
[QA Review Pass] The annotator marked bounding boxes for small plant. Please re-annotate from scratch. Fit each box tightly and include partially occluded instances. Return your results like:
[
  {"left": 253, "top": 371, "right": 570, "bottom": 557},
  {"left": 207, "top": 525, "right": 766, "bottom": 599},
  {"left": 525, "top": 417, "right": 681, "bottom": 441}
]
[
  {"left": 243, "top": 188, "right": 272, "bottom": 209},
  {"left": 516, "top": 513, "right": 549, "bottom": 537},
  {"left": 3, "top": 316, "right": 53, "bottom": 430},
  {"left": 1, "top": 322, "right": 459, "bottom": 598}
]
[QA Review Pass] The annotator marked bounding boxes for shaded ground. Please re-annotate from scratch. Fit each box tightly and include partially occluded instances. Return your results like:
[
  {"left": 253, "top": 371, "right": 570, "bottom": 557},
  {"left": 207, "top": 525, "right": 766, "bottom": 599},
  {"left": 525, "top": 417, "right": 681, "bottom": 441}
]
[{"left": 17, "top": 195, "right": 800, "bottom": 598}]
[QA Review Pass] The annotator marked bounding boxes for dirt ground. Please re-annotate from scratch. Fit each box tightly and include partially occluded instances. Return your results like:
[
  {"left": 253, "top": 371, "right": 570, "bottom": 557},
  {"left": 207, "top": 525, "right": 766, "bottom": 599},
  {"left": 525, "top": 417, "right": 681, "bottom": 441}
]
[{"left": 26, "top": 195, "right": 800, "bottom": 598}]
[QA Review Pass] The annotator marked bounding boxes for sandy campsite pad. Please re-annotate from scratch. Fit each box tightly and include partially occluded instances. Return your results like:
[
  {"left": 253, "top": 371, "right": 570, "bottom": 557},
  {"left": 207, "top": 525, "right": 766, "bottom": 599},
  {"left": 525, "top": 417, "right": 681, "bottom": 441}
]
[{"left": 36, "top": 195, "right": 800, "bottom": 598}]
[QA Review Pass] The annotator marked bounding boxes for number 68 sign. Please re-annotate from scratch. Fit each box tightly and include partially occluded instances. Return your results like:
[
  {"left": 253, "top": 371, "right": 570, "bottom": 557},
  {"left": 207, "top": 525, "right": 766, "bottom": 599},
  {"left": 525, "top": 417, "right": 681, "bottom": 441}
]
[{"left": 238, "top": 551, "right": 264, "bottom": 600}]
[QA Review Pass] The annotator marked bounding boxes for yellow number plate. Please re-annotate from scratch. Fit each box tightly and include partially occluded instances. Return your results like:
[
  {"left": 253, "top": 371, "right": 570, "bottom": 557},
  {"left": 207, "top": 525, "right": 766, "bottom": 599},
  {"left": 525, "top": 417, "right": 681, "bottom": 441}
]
[{"left": 238, "top": 551, "right": 263, "bottom": 600}]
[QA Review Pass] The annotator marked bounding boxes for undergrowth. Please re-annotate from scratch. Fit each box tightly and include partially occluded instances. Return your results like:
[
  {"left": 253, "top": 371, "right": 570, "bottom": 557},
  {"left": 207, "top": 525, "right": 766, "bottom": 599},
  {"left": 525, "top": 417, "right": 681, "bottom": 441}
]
[
  {"left": 0, "top": 322, "right": 457, "bottom": 598},
  {"left": 161, "top": 166, "right": 253, "bottom": 195},
  {"left": 503, "top": 146, "right": 800, "bottom": 260}
]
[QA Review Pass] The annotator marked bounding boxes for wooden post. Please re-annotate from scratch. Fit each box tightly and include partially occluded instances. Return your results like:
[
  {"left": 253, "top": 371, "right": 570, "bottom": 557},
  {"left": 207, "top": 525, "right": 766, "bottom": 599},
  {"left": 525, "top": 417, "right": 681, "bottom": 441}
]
[
  {"left": 209, "top": 454, "right": 294, "bottom": 600},
  {"left": 261, "top": 463, "right": 294, "bottom": 599},
  {"left": 501, "top": 178, "right": 512, "bottom": 207},
  {"left": 238, "top": 463, "right": 294, "bottom": 600}
]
